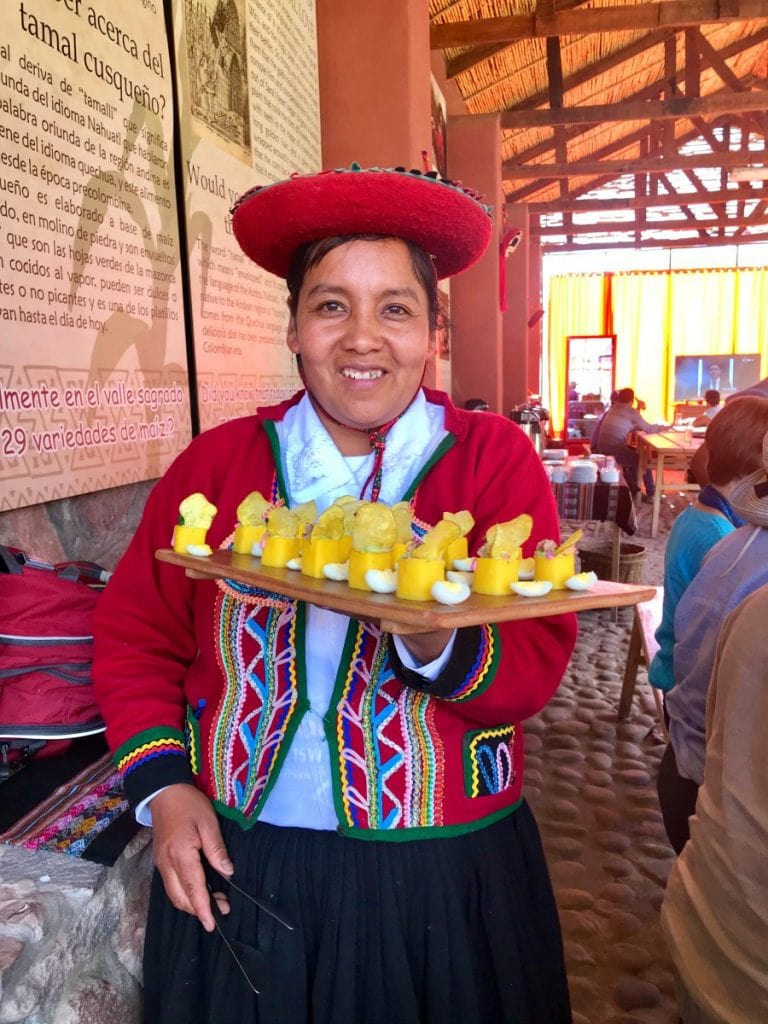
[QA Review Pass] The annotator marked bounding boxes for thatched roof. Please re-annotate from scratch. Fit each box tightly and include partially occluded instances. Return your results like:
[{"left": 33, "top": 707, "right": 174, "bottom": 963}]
[{"left": 430, "top": 1, "right": 768, "bottom": 250}]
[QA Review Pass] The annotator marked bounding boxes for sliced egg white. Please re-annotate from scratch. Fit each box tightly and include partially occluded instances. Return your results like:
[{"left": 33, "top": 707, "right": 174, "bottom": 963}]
[
  {"left": 511, "top": 580, "right": 553, "bottom": 598},
  {"left": 565, "top": 571, "right": 598, "bottom": 591},
  {"left": 432, "top": 580, "right": 471, "bottom": 605},
  {"left": 518, "top": 557, "right": 535, "bottom": 581},
  {"left": 250, "top": 540, "right": 264, "bottom": 557},
  {"left": 452, "top": 557, "right": 476, "bottom": 572},
  {"left": 285, "top": 557, "right": 303, "bottom": 571},
  {"left": 186, "top": 543, "right": 213, "bottom": 557},
  {"left": 365, "top": 568, "right": 398, "bottom": 593},
  {"left": 446, "top": 569, "right": 474, "bottom": 586},
  {"left": 323, "top": 561, "right": 350, "bottom": 582}
]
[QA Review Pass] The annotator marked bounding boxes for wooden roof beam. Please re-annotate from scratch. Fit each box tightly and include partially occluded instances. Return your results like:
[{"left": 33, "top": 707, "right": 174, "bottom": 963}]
[
  {"left": 526, "top": 185, "right": 763, "bottom": 214},
  {"left": 468, "top": 27, "right": 672, "bottom": 101},
  {"left": 500, "top": 25, "right": 768, "bottom": 175},
  {"left": 504, "top": 151, "right": 767, "bottom": 178},
  {"left": 445, "top": 0, "right": 589, "bottom": 79},
  {"left": 500, "top": 89, "right": 768, "bottom": 129},
  {"left": 503, "top": 115, "right": 744, "bottom": 202},
  {"left": 532, "top": 210, "right": 768, "bottom": 236},
  {"left": 431, "top": 1, "right": 767, "bottom": 49},
  {"left": 540, "top": 230, "right": 768, "bottom": 252}
]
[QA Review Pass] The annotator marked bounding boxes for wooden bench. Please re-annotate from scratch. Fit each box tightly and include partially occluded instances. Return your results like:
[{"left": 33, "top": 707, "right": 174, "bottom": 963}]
[{"left": 618, "top": 585, "right": 667, "bottom": 735}]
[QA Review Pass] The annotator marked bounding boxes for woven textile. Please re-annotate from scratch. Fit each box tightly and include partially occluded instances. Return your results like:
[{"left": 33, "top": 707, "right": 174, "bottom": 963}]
[
  {"left": 0, "top": 753, "right": 131, "bottom": 859},
  {"left": 550, "top": 480, "right": 636, "bottom": 535}
]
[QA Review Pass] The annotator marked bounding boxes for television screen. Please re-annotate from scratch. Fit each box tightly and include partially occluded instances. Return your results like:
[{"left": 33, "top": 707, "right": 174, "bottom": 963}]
[{"left": 673, "top": 354, "right": 762, "bottom": 402}]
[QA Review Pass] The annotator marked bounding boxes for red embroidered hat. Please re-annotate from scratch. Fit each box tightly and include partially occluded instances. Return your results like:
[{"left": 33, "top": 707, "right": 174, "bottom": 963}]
[{"left": 231, "top": 164, "right": 493, "bottom": 280}]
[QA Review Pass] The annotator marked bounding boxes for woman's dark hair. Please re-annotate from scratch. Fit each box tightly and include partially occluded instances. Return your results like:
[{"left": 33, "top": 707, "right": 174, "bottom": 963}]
[{"left": 286, "top": 234, "right": 445, "bottom": 333}]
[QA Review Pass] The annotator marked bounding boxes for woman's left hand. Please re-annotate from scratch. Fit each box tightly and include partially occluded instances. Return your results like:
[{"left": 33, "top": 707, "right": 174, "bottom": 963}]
[{"left": 398, "top": 628, "right": 454, "bottom": 666}]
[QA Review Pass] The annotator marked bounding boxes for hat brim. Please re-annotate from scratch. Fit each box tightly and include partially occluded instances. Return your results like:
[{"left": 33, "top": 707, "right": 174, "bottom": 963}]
[
  {"left": 730, "top": 468, "right": 768, "bottom": 528},
  {"left": 231, "top": 168, "right": 493, "bottom": 280}
]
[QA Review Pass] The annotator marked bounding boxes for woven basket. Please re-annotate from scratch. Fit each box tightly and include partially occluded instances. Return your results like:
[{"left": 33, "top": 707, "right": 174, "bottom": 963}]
[{"left": 578, "top": 542, "right": 646, "bottom": 584}]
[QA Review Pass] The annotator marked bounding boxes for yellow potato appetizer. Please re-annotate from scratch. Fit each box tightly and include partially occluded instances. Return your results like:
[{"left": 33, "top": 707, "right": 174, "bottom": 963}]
[
  {"left": 518, "top": 557, "right": 535, "bottom": 581},
  {"left": 511, "top": 580, "right": 553, "bottom": 597},
  {"left": 483, "top": 514, "right": 533, "bottom": 559},
  {"left": 236, "top": 491, "right": 270, "bottom": 527},
  {"left": 391, "top": 502, "right": 414, "bottom": 545},
  {"left": 178, "top": 493, "right": 217, "bottom": 529},
  {"left": 565, "top": 571, "right": 598, "bottom": 591},
  {"left": 431, "top": 580, "right": 471, "bottom": 605},
  {"left": 292, "top": 500, "right": 318, "bottom": 529},
  {"left": 411, "top": 519, "right": 460, "bottom": 560},
  {"left": 266, "top": 506, "right": 300, "bottom": 538},
  {"left": 365, "top": 568, "right": 398, "bottom": 593},
  {"left": 352, "top": 503, "right": 397, "bottom": 553},
  {"left": 311, "top": 506, "right": 345, "bottom": 541}
]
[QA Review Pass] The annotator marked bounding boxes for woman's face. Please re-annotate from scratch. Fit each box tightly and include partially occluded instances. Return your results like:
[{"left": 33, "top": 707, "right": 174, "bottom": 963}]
[{"left": 287, "top": 238, "right": 432, "bottom": 450}]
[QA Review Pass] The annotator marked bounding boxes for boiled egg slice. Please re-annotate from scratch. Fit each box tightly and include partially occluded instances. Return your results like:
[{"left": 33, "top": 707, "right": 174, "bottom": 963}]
[
  {"left": 446, "top": 569, "right": 474, "bottom": 586},
  {"left": 565, "top": 571, "right": 598, "bottom": 591},
  {"left": 518, "top": 557, "right": 535, "bottom": 581},
  {"left": 511, "top": 580, "right": 553, "bottom": 598},
  {"left": 432, "top": 579, "right": 471, "bottom": 605},
  {"left": 186, "top": 544, "right": 213, "bottom": 557},
  {"left": 250, "top": 539, "right": 264, "bottom": 557},
  {"left": 323, "top": 561, "right": 350, "bottom": 582},
  {"left": 285, "top": 557, "right": 303, "bottom": 571},
  {"left": 452, "top": 557, "right": 476, "bottom": 572},
  {"left": 365, "top": 568, "right": 398, "bottom": 593}
]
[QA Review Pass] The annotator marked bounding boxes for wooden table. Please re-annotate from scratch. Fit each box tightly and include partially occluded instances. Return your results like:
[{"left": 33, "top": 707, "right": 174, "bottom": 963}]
[{"left": 636, "top": 430, "right": 704, "bottom": 538}]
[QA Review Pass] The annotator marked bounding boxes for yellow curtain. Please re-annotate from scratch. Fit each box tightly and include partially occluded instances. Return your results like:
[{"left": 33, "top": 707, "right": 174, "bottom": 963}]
[
  {"left": 546, "top": 274, "right": 609, "bottom": 434},
  {"left": 547, "top": 267, "right": 768, "bottom": 433},
  {"left": 735, "top": 268, "right": 768, "bottom": 371},
  {"left": 611, "top": 273, "right": 672, "bottom": 423}
]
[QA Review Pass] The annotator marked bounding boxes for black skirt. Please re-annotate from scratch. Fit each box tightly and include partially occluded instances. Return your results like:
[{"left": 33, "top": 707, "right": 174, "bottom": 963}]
[{"left": 143, "top": 802, "right": 571, "bottom": 1024}]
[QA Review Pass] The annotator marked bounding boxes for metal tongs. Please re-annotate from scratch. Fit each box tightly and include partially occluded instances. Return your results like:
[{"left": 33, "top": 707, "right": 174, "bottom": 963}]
[{"left": 207, "top": 867, "right": 295, "bottom": 994}]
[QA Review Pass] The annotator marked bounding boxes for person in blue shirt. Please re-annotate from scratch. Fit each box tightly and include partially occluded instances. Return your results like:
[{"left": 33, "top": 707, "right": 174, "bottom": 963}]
[{"left": 651, "top": 397, "right": 768, "bottom": 852}]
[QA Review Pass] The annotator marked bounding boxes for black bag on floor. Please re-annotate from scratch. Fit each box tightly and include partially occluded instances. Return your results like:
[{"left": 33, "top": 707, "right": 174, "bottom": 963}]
[{"left": 0, "top": 546, "right": 110, "bottom": 779}]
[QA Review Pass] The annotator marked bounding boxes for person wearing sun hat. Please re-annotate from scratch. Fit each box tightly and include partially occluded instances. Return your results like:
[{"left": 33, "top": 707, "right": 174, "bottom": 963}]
[
  {"left": 92, "top": 164, "right": 577, "bottom": 1024},
  {"left": 660, "top": 427, "right": 768, "bottom": 850},
  {"left": 661, "top": 443, "right": 768, "bottom": 1021}
]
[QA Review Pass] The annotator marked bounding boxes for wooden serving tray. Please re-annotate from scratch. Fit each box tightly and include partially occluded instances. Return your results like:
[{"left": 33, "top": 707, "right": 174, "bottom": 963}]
[{"left": 156, "top": 549, "right": 655, "bottom": 635}]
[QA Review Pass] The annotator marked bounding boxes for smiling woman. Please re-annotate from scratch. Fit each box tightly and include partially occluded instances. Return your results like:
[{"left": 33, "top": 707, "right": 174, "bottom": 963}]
[
  {"left": 92, "top": 164, "right": 578, "bottom": 1024},
  {"left": 286, "top": 237, "right": 433, "bottom": 448}
]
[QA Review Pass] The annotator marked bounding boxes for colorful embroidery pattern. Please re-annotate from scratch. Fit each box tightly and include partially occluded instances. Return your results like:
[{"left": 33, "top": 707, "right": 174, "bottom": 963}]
[
  {"left": 446, "top": 623, "right": 497, "bottom": 701},
  {"left": 211, "top": 593, "right": 300, "bottom": 817},
  {"left": 463, "top": 725, "right": 516, "bottom": 797},
  {"left": 1, "top": 754, "right": 132, "bottom": 862},
  {"left": 117, "top": 734, "right": 186, "bottom": 777},
  {"left": 336, "top": 622, "right": 444, "bottom": 830}
]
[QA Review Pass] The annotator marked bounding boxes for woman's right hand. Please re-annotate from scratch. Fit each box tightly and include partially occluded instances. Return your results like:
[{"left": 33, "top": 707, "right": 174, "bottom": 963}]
[{"left": 149, "top": 783, "right": 234, "bottom": 932}]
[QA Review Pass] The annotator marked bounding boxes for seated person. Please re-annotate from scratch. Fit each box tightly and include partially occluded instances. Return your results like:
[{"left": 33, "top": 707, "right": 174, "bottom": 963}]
[
  {"left": 586, "top": 390, "right": 617, "bottom": 451},
  {"left": 661, "top": 582, "right": 768, "bottom": 1023},
  {"left": 692, "top": 389, "right": 721, "bottom": 427},
  {"left": 691, "top": 384, "right": 768, "bottom": 488},
  {"left": 590, "top": 387, "right": 666, "bottom": 497},
  {"left": 651, "top": 398, "right": 768, "bottom": 852},
  {"left": 661, "top": 427, "right": 768, "bottom": 853}
]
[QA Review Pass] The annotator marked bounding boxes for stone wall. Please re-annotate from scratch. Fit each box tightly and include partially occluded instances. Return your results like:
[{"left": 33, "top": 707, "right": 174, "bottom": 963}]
[
  {"left": 0, "top": 483, "right": 154, "bottom": 572},
  {"left": 0, "top": 832, "right": 152, "bottom": 1024}
]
